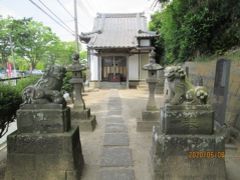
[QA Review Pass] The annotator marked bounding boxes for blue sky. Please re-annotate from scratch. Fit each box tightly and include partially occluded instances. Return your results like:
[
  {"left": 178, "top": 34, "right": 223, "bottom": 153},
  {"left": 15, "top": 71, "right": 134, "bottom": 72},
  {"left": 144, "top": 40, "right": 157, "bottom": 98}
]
[{"left": 0, "top": 0, "right": 157, "bottom": 42}]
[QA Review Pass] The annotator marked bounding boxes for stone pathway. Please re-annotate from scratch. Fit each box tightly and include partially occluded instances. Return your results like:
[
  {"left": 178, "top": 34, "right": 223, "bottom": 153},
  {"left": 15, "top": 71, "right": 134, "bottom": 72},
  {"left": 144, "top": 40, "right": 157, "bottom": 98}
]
[{"left": 99, "top": 90, "right": 135, "bottom": 180}]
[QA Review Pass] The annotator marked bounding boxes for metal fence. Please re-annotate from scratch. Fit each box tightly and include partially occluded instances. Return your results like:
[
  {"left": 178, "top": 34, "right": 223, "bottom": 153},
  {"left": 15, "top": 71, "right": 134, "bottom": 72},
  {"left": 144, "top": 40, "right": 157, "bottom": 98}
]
[{"left": 0, "top": 76, "right": 27, "bottom": 86}]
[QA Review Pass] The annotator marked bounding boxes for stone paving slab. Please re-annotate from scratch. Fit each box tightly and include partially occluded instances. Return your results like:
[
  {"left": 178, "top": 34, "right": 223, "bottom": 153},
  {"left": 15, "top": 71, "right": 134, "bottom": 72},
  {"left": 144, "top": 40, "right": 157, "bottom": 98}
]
[
  {"left": 103, "top": 133, "right": 129, "bottom": 146},
  {"left": 105, "top": 124, "right": 128, "bottom": 133},
  {"left": 107, "top": 111, "right": 122, "bottom": 115},
  {"left": 106, "top": 115, "right": 123, "bottom": 119},
  {"left": 99, "top": 169, "right": 135, "bottom": 180},
  {"left": 106, "top": 118, "right": 124, "bottom": 124},
  {"left": 108, "top": 101, "right": 121, "bottom": 103},
  {"left": 108, "top": 105, "right": 122, "bottom": 108},
  {"left": 100, "top": 147, "right": 133, "bottom": 167},
  {"left": 108, "top": 108, "right": 122, "bottom": 111}
]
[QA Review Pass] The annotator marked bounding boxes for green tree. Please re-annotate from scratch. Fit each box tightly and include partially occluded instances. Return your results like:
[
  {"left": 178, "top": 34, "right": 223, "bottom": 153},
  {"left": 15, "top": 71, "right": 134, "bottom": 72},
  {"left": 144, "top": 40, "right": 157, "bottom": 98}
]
[
  {"left": 12, "top": 18, "right": 59, "bottom": 69},
  {"left": 45, "top": 41, "right": 76, "bottom": 66},
  {"left": 150, "top": 0, "right": 240, "bottom": 64},
  {"left": 0, "top": 17, "right": 12, "bottom": 68},
  {"left": 0, "top": 17, "right": 85, "bottom": 70}
]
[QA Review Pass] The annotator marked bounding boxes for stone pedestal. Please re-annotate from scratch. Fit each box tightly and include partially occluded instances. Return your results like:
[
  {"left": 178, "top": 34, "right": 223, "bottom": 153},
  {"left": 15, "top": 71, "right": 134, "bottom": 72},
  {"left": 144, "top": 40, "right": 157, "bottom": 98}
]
[
  {"left": 151, "top": 104, "right": 226, "bottom": 180},
  {"left": 71, "top": 108, "right": 96, "bottom": 131},
  {"left": 160, "top": 105, "right": 214, "bottom": 134},
  {"left": 16, "top": 104, "right": 71, "bottom": 133},
  {"left": 137, "top": 111, "right": 160, "bottom": 132},
  {"left": 5, "top": 104, "right": 84, "bottom": 180},
  {"left": 137, "top": 79, "right": 160, "bottom": 132}
]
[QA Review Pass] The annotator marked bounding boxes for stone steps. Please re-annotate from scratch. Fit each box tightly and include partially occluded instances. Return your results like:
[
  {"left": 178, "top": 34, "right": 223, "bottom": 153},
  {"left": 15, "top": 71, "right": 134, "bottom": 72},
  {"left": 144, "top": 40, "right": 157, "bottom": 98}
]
[
  {"left": 99, "top": 82, "right": 127, "bottom": 89},
  {"left": 137, "top": 81, "right": 148, "bottom": 91}
]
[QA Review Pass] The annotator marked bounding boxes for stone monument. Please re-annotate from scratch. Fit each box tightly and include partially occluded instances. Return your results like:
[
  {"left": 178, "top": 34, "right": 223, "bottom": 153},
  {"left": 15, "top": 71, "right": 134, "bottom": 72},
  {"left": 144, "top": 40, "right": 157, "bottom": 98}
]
[
  {"left": 70, "top": 53, "right": 96, "bottom": 131},
  {"left": 137, "top": 50, "right": 164, "bottom": 131},
  {"left": 5, "top": 65, "right": 84, "bottom": 180},
  {"left": 151, "top": 66, "right": 226, "bottom": 180}
]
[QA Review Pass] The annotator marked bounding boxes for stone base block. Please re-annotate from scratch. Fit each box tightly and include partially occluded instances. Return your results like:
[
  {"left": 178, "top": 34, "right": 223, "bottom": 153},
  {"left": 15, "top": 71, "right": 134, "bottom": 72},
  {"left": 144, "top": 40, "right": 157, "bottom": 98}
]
[
  {"left": 71, "top": 108, "right": 97, "bottom": 131},
  {"left": 161, "top": 104, "right": 214, "bottom": 134},
  {"left": 72, "top": 114, "right": 96, "bottom": 131},
  {"left": 17, "top": 104, "right": 71, "bottom": 133},
  {"left": 142, "top": 110, "right": 160, "bottom": 121},
  {"left": 136, "top": 118, "right": 159, "bottom": 132},
  {"left": 151, "top": 126, "right": 226, "bottom": 180},
  {"left": 5, "top": 127, "right": 84, "bottom": 180},
  {"left": 137, "top": 110, "right": 160, "bottom": 132},
  {"left": 72, "top": 108, "right": 91, "bottom": 120}
]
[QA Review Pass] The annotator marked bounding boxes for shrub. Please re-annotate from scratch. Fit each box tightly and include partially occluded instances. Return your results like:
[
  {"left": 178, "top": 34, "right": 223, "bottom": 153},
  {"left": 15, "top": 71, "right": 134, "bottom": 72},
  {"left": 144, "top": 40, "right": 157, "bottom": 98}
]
[
  {"left": 0, "top": 76, "right": 39, "bottom": 137},
  {"left": 62, "top": 71, "right": 73, "bottom": 94}
]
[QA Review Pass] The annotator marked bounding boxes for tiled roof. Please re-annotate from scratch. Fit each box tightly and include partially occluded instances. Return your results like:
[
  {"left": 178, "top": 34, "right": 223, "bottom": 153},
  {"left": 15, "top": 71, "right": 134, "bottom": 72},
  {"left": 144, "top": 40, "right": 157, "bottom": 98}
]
[
  {"left": 136, "top": 30, "right": 158, "bottom": 38},
  {"left": 80, "top": 12, "right": 157, "bottom": 49}
]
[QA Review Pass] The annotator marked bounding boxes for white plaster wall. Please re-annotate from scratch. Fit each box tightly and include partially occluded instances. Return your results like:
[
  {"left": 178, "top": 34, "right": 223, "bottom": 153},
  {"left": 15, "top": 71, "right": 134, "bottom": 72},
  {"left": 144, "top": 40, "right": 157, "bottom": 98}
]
[
  {"left": 140, "top": 39, "right": 150, "bottom": 46},
  {"left": 128, "top": 54, "right": 139, "bottom": 80},
  {"left": 140, "top": 54, "right": 148, "bottom": 80},
  {"left": 90, "top": 54, "right": 98, "bottom": 81}
]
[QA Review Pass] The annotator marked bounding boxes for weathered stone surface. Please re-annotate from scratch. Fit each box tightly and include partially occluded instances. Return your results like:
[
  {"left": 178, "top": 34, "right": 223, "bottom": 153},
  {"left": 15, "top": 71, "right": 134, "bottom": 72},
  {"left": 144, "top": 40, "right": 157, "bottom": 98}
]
[
  {"left": 105, "top": 124, "right": 128, "bottom": 133},
  {"left": 5, "top": 127, "right": 84, "bottom": 180},
  {"left": 71, "top": 108, "right": 96, "bottom": 131},
  {"left": 142, "top": 111, "right": 160, "bottom": 121},
  {"left": 136, "top": 119, "right": 159, "bottom": 132},
  {"left": 107, "top": 110, "right": 122, "bottom": 116},
  {"left": 235, "top": 115, "right": 240, "bottom": 131},
  {"left": 71, "top": 108, "right": 91, "bottom": 120},
  {"left": 100, "top": 147, "right": 133, "bottom": 167},
  {"left": 17, "top": 104, "right": 71, "bottom": 133},
  {"left": 106, "top": 117, "right": 124, "bottom": 124},
  {"left": 108, "top": 107, "right": 122, "bottom": 111},
  {"left": 103, "top": 133, "right": 129, "bottom": 146},
  {"left": 72, "top": 115, "right": 96, "bottom": 131},
  {"left": 136, "top": 110, "right": 160, "bottom": 132},
  {"left": 22, "top": 65, "right": 66, "bottom": 105},
  {"left": 107, "top": 114, "right": 122, "bottom": 118},
  {"left": 108, "top": 101, "right": 121, "bottom": 105},
  {"left": 151, "top": 126, "right": 226, "bottom": 180},
  {"left": 164, "top": 66, "right": 208, "bottom": 105},
  {"left": 161, "top": 105, "right": 214, "bottom": 134},
  {"left": 99, "top": 169, "right": 135, "bottom": 180}
]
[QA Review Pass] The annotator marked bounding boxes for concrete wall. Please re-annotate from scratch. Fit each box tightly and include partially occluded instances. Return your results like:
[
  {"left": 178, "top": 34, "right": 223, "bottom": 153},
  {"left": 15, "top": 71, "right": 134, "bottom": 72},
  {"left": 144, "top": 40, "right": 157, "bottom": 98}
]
[{"left": 183, "top": 60, "right": 240, "bottom": 131}]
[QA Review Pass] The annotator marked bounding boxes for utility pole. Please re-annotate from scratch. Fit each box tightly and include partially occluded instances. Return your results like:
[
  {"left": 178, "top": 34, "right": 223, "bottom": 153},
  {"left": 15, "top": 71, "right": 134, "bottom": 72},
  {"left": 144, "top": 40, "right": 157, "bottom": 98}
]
[{"left": 74, "top": 0, "right": 80, "bottom": 53}]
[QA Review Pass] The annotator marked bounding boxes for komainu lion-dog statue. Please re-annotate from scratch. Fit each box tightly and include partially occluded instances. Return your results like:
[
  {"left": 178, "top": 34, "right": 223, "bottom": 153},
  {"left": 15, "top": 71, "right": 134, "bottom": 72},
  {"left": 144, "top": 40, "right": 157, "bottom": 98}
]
[
  {"left": 22, "top": 65, "right": 66, "bottom": 105},
  {"left": 164, "top": 66, "right": 208, "bottom": 105}
]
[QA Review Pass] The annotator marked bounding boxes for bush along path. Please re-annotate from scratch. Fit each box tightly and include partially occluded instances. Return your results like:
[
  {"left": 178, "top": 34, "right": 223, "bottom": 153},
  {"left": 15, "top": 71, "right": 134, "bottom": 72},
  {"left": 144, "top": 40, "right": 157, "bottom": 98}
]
[{"left": 99, "top": 89, "right": 135, "bottom": 180}]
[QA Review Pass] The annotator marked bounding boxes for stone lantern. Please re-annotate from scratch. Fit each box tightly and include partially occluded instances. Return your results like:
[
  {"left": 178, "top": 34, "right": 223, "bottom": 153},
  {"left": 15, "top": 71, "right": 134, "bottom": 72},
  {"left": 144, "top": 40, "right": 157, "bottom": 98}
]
[
  {"left": 136, "top": 50, "right": 163, "bottom": 131},
  {"left": 143, "top": 50, "right": 163, "bottom": 111},
  {"left": 70, "top": 53, "right": 86, "bottom": 110},
  {"left": 70, "top": 53, "right": 96, "bottom": 131}
]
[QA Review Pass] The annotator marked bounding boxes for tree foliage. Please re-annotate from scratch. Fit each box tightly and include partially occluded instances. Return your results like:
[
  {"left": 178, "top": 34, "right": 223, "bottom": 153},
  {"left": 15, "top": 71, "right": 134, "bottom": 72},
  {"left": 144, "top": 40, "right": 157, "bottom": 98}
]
[
  {"left": 150, "top": 0, "right": 240, "bottom": 64},
  {"left": 12, "top": 18, "right": 60, "bottom": 69},
  {"left": 0, "top": 17, "right": 85, "bottom": 70},
  {"left": 0, "top": 17, "right": 12, "bottom": 66},
  {"left": 0, "top": 76, "right": 39, "bottom": 137}
]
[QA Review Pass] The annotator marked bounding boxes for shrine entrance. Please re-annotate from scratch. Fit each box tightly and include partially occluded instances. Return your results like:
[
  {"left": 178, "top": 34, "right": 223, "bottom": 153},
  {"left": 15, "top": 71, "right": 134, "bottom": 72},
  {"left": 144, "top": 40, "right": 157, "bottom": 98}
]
[{"left": 102, "top": 56, "right": 127, "bottom": 82}]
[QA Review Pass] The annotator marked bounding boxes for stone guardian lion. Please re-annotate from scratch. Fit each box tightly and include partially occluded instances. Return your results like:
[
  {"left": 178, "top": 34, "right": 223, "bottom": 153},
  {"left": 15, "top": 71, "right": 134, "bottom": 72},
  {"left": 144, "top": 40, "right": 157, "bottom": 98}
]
[{"left": 22, "top": 65, "right": 66, "bottom": 105}]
